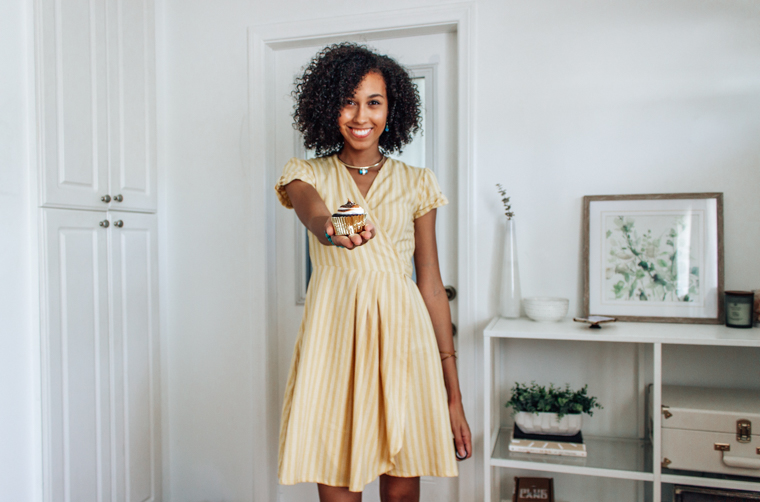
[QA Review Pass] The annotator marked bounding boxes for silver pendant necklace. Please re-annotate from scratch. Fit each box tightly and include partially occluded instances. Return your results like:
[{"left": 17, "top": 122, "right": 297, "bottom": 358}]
[{"left": 338, "top": 155, "right": 385, "bottom": 175}]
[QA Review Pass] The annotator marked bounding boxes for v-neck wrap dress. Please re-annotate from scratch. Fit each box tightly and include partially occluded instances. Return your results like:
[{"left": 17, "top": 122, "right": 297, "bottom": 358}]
[{"left": 275, "top": 155, "right": 458, "bottom": 491}]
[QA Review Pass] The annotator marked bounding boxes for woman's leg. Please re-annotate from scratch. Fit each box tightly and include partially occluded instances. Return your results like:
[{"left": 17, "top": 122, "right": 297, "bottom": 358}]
[
  {"left": 318, "top": 484, "right": 362, "bottom": 502},
  {"left": 379, "top": 474, "right": 420, "bottom": 502}
]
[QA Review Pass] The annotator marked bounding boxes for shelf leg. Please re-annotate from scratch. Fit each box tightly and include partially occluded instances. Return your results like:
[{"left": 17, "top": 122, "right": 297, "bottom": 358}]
[
  {"left": 484, "top": 335, "right": 491, "bottom": 502},
  {"left": 653, "top": 343, "right": 662, "bottom": 502}
]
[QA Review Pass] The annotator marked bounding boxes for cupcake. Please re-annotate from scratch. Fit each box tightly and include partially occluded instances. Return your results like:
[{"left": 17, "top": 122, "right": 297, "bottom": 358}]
[{"left": 331, "top": 200, "right": 366, "bottom": 236}]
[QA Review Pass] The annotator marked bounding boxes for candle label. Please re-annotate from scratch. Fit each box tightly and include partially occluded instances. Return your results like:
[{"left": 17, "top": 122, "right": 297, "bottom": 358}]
[{"left": 727, "top": 302, "right": 751, "bottom": 324}]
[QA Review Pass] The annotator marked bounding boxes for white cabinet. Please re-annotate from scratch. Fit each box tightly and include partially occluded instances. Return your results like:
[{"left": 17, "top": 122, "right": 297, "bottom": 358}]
[
  {"left": 42, "top": 209, "right": 161, "bottom": 502},
  {"left": 37, "top": 0, "right": 157, "bottom": 212},
  {"left": 483, "top": 318, "right": 760, "bottom": 502},
  {"left": 36, "top": 0, "right": 160, "bottom": 498},
  {"left": 35, "top": 0, "right": 161, "bottom": 502}
]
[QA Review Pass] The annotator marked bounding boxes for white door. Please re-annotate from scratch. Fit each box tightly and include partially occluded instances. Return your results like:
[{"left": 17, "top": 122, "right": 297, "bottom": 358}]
[
  {"left": 274, "top": 31, "right": 458, "bottom": 502},
  {"left": 109, "top": 211, "right": 161, "bottom": 502},
  {"left": 42, "top": 208, "right": 112, "bottom": 501},
  {"left": 105, "top": 0, "right": 158, "bottom": 213},
  {"left": 37, "top": 0, "right": 110, "bottom": 210}
]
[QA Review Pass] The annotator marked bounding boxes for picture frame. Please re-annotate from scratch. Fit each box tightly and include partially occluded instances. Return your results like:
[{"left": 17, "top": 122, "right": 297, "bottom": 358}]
[{"left": 583, "top": 193, "right": 724, "bottom": 324}]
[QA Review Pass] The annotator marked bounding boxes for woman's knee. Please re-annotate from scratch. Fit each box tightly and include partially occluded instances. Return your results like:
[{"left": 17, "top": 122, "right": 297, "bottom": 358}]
[
  {"left": 379, "top": 475, "right": 419, "bottom": 502},
  {"left": 317, "top": 483, "right": 362, "bottom": 502}
]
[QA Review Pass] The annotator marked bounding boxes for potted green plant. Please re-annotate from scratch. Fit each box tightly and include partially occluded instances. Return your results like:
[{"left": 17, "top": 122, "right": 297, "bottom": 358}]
[{"left": 506, "top": 382, "right": 603, "bottom": 436}]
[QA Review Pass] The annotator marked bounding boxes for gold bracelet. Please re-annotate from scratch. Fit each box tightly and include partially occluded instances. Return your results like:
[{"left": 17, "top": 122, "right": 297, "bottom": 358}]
[{"left": 440, "top": 351, "right": 457, "bottom": 361}]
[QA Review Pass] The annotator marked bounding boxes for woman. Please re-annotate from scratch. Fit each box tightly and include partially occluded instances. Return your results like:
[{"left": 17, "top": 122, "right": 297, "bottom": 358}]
[{"left": 275, "top": 42, "right": 471, "bottom": 502}]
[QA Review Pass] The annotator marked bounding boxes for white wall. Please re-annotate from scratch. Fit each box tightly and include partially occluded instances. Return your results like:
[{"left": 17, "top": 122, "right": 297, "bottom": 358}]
[
  {"left": 477, "top": 0, "right": 760, "bottom": 318},
  {"left": 157, "top": 0, "right": 760, "bottom": 501},
  {"left": 0, "top": 1, "right": 39, "bottom": 501}
]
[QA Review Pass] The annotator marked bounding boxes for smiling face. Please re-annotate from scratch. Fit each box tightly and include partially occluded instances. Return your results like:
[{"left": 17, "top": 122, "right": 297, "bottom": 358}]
[{"left": 337, "top": 71, "right": 388, "bottom": 158}]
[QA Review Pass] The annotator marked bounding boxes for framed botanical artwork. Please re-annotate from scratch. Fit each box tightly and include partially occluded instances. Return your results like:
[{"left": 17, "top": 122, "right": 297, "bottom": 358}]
[{"left": 583, "top": 193, "right": 724, "bottom": 324}]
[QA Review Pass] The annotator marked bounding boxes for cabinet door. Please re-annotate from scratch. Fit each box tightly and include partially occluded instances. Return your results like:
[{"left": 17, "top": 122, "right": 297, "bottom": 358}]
[
  {"left": 108, "top": 211, "right": 161, "bottom": 501},
  {"left": 42, "top": 208, "right": 112, "bottom": 501},
  {"left": 37, "top": 0, "right": 111, "bottom": 210},
  {"left": 106, "top": 0, "right": 158, "bottom": 212}
]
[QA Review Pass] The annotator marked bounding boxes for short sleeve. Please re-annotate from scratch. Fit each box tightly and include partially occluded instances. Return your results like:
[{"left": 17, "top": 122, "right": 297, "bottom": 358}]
[
  {"left": 275, "top": 158, "right": 317, "bottom": 209},
  {"left": 414, "top": 168, "right": 448, "bottom": 219}
]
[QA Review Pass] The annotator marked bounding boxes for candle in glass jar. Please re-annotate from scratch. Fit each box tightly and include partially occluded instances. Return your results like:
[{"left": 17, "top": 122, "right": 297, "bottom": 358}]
[{"left": 725, "top": 291, "right": 754, "bottom": 329}]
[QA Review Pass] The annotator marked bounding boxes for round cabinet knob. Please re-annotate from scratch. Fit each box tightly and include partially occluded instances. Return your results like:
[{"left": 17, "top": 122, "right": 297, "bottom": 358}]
[
  {"left": 114, "top": 220, "right": 124, "bottom": 228},
  {"left": 99, "top": 220, "right": 110, "bottom": 228},
  {"left": 101, "top": 194, "right": 112, "bottom": 203},
  {"left": 445, "top": 285, "right": 457, "bottom": 301},
  {"left": 113, "top": 194, "right": 123, "bottom": 202}
]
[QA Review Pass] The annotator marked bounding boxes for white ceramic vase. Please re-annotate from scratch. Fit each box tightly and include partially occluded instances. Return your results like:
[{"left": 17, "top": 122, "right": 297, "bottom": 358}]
[
  {"left": 514, "top": 412, "right": 583, "bottom": 436},
  {"left": 500, "top": 219, "right": 521, "bottom": 318}
]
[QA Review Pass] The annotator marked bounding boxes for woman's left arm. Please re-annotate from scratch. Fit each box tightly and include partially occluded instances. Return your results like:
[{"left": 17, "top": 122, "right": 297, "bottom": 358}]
[{"left": 413, "top": 209, "right": 472, "bottom": 460}]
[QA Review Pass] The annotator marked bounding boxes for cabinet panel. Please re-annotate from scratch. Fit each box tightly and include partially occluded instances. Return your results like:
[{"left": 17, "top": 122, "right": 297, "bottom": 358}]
[
  {"left": 107, "top": 0, "right": 157, "bottom": 212},
  {"left": 42, "top": 208, "right": 111, "bottom": 501},
  {"left": 38, "top": 0, "right": 110, "bottom": 209},
  {"left": 38, "top": 0, "right": 157, "bottom": 212},
  {"left": 109, "top": 212, "right": 161, "bottom": 501}
]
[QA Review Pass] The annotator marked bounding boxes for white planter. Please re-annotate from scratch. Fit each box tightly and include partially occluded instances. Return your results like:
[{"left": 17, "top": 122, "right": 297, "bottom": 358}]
[{"left": 514, "top": 412, "right": 583, "bottom": 436}]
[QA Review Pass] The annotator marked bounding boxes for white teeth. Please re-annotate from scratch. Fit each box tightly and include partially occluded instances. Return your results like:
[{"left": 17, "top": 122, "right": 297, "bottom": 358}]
[{"left": 351, "top": 128, "right": 371, "bottom": 138}]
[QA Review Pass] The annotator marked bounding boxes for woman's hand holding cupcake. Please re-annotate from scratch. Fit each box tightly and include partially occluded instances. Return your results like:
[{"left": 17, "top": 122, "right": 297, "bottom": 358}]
[
  {"left": 324, "top": 218, "right": 375, "bottom": 249},
  {"left": 323, "top": 200, "right": 375, "bottom": 249}
]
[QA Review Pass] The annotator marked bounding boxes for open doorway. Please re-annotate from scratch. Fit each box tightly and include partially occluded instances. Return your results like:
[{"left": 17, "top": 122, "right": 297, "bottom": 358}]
[{"left": 248, "top": 6, "right": 477, "bottom": 501}]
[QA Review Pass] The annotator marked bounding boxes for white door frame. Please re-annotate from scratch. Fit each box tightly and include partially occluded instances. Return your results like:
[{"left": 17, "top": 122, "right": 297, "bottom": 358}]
[{"left": 247, "top": 5, "right": 478, "bottom": 501}]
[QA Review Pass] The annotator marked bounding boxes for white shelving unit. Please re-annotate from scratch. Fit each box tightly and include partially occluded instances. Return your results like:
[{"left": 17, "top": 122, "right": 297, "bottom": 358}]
[{"left": 483, "top": 317, "right": 760, "bottom": 502}]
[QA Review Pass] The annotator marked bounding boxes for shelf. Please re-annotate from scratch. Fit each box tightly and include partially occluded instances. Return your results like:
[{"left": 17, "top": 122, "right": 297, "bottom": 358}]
[
  {"left": 490, "top": 428, "right": 653, "bottom": 482},
  {"left": 484, "top": 317, "right": 760, "bottom": 502},
  {"left": 484, "top": 317, "right": 760, "bottom": 347}
]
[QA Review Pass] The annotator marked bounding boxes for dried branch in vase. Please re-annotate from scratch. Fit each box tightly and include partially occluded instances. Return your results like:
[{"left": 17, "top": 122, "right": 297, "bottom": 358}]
[{"left": 496, "top": 183, "right": 515, "bottom": 220}]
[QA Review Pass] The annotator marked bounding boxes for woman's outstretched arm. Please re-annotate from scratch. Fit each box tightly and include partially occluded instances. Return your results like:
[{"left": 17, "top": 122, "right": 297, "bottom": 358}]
[
  {"left": 413, "top": 208, "right": 472, "bottom": 460},
  {"left": 284, "top": 180, "right": 374, "bottom": 249}
]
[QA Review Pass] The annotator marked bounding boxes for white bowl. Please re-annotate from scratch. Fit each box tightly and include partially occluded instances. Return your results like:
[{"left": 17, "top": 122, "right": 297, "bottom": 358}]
[{"left": 523, "top": 297, "right": 569, "bottom": 322}]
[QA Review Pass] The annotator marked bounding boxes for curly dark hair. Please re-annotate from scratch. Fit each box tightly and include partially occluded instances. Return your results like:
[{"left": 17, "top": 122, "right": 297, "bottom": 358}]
[{"left": 292, "top": 42, "right": 421, "bottom": 157}]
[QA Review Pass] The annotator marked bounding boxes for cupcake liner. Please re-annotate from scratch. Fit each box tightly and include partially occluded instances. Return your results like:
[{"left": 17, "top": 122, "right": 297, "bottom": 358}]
[{"left": 331, "top": 215, "right": 366, "bottom": 235}]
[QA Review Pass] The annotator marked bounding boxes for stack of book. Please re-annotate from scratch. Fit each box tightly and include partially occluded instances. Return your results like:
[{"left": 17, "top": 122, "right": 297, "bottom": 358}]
[{"left": 508, "top": 425, "right": 587, "bottom": 457}]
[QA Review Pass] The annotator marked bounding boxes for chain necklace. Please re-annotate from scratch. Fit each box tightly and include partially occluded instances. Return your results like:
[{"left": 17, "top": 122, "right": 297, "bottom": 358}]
[{"left": 337, "top": 155, "right": 385, "bottom": 175}]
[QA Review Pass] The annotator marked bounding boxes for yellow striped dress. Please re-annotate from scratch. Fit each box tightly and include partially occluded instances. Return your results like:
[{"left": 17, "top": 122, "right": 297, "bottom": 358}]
[{"left": 275, "top": 154, "right": 458, "bottom": 492}]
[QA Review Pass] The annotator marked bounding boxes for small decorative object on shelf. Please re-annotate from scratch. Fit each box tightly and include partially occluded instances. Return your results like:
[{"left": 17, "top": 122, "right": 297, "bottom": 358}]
[
  {"left": 725, "top": 291, "right": 755, "bottom": 329},
  {"left": 506, "top": 382, "right": 602, "bottom": 440},
  {"left": 522, "top": 297, "right": 569, "bottom": 322},
  {"left": 650, "top": 385, "right": 760, "bottom": 478},
  {"left": 754, "top": 289, "right": 760, "bottom": 327},
  {"left": 573, "top": 315, "right": 617, "bottom": 329},
  {"left": 513, "top": 477, "right": 555, "bottom": 502},
  {"left": 497, "top": 184, "right": 521, "bottom": 318}
]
